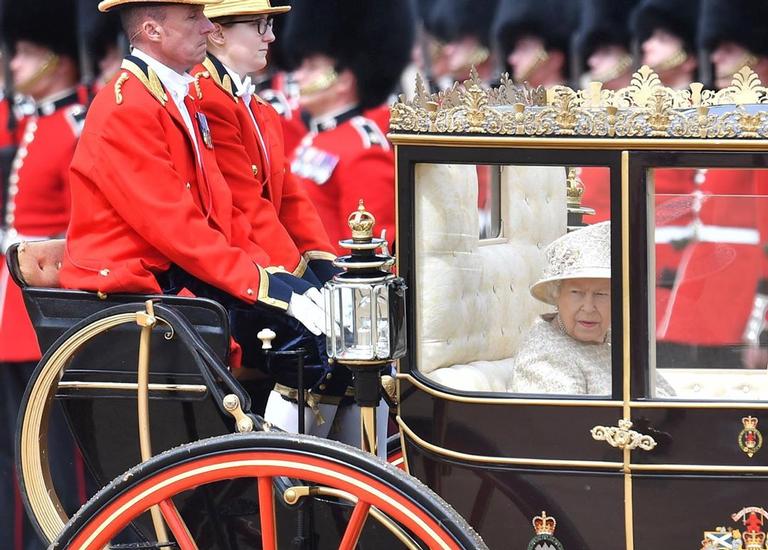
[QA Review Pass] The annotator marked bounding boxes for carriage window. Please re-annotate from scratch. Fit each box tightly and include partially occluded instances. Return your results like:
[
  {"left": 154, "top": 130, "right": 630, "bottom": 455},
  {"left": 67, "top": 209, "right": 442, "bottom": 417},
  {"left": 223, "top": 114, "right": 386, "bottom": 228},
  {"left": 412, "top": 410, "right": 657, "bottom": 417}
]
[
  {"left": 650, "top": 167, "right": 768, "bottom": 400},
  {"left": 413, "top": 162, "right": 613, "bottom": 397}
]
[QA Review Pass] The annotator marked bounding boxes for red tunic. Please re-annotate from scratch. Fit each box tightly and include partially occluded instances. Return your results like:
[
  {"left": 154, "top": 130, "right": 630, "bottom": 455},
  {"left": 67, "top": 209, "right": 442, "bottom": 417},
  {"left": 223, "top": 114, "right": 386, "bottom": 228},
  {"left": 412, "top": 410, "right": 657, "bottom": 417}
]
[
  {"left": 193, "top": 57, "right": 336, "bottom": 275},
  {"left": 290, "top": 105, "right": 396, "bottom": 253},
  {"left": 0, "top": 92, "right": 85, "bottom": 362},
  {"left": 654, "top": 168, "right": 768, "bottom": 345},
  {"left": 60, "top": 55, "right": 297, "bottom": 311}
]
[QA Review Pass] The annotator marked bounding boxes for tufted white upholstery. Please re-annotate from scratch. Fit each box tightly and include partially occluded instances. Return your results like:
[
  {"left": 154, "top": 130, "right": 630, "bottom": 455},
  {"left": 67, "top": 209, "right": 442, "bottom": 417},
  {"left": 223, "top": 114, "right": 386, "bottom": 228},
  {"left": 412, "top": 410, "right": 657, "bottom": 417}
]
[
  {"left": 659, "top": 368, "right": 768, "bottom": 400},
  {"left": 414, "top": 163, "right": 567, "bottom": 391}
]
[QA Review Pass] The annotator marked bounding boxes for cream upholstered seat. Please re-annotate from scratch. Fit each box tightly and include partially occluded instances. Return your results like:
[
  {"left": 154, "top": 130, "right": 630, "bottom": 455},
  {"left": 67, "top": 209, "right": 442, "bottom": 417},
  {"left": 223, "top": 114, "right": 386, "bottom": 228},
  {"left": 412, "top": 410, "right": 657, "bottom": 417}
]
[{"left": 414, "top": 163, "right": 567, "bottom": 392}]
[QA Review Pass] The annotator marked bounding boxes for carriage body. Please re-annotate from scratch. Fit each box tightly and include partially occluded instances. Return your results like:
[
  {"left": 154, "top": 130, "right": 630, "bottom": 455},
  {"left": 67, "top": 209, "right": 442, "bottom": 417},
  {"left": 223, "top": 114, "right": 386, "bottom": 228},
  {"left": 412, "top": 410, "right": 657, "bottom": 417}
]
[
  {"left": 391, "top": 67, "right": 768, "bottom": 549},
  {"left": 12, "top": 66, "right": 768, "bottom": 549}
]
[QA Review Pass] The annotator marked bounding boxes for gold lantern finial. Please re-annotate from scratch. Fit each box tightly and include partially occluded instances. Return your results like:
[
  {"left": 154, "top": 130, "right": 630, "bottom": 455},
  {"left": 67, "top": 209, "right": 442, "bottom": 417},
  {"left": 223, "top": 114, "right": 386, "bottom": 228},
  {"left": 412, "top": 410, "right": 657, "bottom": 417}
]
[
  {"left": 566, "top": 167, "right": 585, "bottom": 208},
  {"left": 348, "top": 199, "right": 376, "bottom": 240}
]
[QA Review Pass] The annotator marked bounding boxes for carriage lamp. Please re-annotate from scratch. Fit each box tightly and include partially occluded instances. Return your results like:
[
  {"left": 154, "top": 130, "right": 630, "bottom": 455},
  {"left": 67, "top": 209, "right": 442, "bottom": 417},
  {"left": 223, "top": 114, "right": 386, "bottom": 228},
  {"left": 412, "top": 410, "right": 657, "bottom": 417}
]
[
  {"left": 566, "top": 167, "right": 595, "bottom": 231},
  {"left": 324, "top": 200, "right": 406, "bottom": 454}
]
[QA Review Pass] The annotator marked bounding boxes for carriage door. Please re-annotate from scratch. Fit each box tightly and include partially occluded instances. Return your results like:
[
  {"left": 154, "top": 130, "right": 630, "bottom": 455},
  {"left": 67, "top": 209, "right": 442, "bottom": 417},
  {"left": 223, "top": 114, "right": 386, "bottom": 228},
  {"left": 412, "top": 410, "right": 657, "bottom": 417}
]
[
  {"left": 624, "top": 151, "right": 768, "bottom": 549},
  {"left": 396, "top": 148, "right": 636, "bottom": 550}
]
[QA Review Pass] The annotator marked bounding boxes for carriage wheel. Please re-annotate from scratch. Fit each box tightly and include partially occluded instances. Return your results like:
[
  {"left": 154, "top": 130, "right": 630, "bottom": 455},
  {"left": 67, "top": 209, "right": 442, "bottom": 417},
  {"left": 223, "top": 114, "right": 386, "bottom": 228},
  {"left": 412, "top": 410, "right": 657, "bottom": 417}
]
[{"left": 54, "top": 432, "right": 487, "bottom": 550}]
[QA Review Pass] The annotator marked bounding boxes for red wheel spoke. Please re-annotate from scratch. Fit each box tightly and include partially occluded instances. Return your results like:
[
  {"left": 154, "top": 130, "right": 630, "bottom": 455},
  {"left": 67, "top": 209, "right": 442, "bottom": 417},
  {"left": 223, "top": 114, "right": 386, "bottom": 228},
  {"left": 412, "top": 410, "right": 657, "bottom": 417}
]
[
  {"left": 338, "top": 501, "right": 371, "bottom": 550},
  {"left": 258, "top": 476, "right": 277, "bottom": 550},
  {"left": 157, "top": 499, "right": 198, "bottom": 550}
]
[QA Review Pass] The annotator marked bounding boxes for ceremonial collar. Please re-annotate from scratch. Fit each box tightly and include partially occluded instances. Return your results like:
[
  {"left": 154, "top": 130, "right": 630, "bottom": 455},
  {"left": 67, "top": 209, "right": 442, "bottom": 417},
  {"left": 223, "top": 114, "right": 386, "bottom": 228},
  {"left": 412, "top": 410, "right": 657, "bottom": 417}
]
[
  {"left": 306, "top": 104, "right": 362, "bottom": 133},
  {"left": 202, "top": 54, "right": 238, "bottom": 100},
  {"left": 34, "top": 88, "right": 80, "bottom": 117},
  {"left": 132, "top": 49, "right": 194, "bottom": 105}
]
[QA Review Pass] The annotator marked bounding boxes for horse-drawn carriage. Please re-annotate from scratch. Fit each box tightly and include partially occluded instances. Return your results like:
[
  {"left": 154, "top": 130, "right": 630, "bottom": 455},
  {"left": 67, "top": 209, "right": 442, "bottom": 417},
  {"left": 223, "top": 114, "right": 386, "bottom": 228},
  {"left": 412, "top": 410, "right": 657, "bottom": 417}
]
[{"left": 11, "top": 66, "right": 768, "bottom": 549}]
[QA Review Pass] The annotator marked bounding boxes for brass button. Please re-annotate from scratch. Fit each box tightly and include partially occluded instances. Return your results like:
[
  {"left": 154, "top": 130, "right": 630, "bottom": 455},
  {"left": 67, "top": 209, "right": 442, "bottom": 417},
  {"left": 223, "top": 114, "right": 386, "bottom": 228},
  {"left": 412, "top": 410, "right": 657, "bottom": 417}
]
[
  {"left": 246, "top": 288, "right": 254, "bottom": 296},
  {"left": 318, "top": 384, "right": 326, "bottom": 390},
  {"left": 99, "top": 268, "right": 110, "bottom": 277},
  {"left": 326, "top": 373, "right": 332, "bottom": 380},
  {"left": 251, "top": 164, "right": 258, "bottom": 176},
  {"left": 185, "top": 182, "right": 191, "bottom": 190},
  {"left": 97, "top": 291, "right": 107, "bottom": 300}
]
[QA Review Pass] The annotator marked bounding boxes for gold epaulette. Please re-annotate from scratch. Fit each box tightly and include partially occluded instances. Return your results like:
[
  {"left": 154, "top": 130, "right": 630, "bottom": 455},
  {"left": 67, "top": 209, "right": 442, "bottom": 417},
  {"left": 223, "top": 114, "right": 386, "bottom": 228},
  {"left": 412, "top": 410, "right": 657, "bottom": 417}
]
[
  {"left": 202, "top": 57, "right": 237, "bottom": 102},
  {"left": 114, "top": 72, "right": 130, "bottom": 105},
  {"left": 193, "top": 71, "right": 210, "bottom": 100},
  {"left": 118, "top": 58, "right": 168, "bottom": 106}
]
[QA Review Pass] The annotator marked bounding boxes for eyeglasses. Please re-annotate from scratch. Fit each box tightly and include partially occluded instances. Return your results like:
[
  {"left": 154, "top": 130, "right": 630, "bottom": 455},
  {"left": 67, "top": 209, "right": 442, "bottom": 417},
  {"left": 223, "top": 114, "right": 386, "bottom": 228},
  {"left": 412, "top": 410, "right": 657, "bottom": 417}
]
[{"left": 224, "top": 16, "right": 274, "bottom": 35}]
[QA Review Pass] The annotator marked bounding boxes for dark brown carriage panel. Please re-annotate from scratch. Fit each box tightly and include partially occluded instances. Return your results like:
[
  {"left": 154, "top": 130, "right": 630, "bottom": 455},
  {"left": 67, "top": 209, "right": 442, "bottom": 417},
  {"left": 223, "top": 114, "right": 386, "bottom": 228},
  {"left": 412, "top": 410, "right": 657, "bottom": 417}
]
[{"left": 403, "top": 436, "right": 624, "bottom": 550}]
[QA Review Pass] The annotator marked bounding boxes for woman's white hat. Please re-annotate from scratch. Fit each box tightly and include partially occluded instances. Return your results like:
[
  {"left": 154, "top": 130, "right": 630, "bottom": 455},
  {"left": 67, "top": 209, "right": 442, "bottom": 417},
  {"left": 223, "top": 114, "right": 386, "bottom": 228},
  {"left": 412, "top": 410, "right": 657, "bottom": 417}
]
[{"left": 530, "top": 221, "right": 611, "bottom": 305}]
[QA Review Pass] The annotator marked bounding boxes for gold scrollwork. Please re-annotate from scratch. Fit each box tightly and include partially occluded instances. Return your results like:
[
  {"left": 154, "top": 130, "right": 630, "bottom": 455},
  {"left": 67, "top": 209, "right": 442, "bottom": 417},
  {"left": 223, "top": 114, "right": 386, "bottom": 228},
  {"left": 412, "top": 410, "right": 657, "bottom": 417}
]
[
  {"left": 591, "top": 419, "right": 657, "bottom": 451},
  {"left": 391, "top": 65, "right": 768, "bottom": 139}
]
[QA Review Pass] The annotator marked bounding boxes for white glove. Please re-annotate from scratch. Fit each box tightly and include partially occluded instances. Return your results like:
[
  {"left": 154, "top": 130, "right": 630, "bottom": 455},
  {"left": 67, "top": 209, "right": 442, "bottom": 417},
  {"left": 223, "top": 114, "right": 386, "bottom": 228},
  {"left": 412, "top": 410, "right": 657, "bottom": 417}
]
[
  {"left": 286, "top": 291, "right": 325, "bottom": 336},
  {"left": 304, "top": 287, "right": 325, "bottom": 309}
]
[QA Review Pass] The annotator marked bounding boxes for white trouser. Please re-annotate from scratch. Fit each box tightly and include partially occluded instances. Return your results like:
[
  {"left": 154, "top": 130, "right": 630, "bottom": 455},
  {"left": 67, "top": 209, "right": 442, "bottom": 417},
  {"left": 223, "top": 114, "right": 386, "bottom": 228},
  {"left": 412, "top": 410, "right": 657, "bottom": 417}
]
[{"left": 264, "top": 391, "right": 389, "bottom": 460}]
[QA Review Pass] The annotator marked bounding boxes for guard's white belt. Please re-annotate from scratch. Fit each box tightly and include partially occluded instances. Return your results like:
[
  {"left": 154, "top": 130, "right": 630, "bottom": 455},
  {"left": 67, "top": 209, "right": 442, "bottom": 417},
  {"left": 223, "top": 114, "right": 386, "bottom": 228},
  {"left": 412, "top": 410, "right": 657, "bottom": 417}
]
[{"left": 655, "top": 225, "right": 760, "bottom": 245}]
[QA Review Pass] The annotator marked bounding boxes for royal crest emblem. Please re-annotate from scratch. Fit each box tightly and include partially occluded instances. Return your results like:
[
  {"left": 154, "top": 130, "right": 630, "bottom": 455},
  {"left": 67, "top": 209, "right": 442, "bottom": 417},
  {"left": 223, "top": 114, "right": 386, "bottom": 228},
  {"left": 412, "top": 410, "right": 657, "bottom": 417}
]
[
  {"left": 700, "top": 507, "right": 768, "bottom": 550},
  {"left": 527, "top": 511, "right": 565, "bottom": 550},
  {"left": 739, "top": 417, "right": 763, "bottom": 458}
]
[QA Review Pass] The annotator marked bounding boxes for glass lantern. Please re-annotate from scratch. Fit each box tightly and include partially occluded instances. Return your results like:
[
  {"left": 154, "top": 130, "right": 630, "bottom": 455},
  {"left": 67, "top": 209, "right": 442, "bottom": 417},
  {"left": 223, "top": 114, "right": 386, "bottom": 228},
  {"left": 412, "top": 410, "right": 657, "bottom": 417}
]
[{"left": 324, "top": 201, "right": 406, "bottom": 364}]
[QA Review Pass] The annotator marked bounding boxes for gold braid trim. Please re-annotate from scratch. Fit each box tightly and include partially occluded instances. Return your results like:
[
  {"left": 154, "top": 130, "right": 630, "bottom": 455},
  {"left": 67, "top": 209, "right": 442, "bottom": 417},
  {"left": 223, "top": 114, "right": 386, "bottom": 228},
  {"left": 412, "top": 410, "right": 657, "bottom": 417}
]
[
  {"left": 114, "top": 72, "right": 130, "bottom": 105},
  {"left": 120, "top": 59, "right": 168, "bottom": 106},
  {"left": 202, "top": 57, "right": 237, "bottom": 102},
  {"left": 303, "top": 250, "right": 337, "bottom": 262},
  {"left": 193, "top": 71, "right": 210, "bottom": 99}
]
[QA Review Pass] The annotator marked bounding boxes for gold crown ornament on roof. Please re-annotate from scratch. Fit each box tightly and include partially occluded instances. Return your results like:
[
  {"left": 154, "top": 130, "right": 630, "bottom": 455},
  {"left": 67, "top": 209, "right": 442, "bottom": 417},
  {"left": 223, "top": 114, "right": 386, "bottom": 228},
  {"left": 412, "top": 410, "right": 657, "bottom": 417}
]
[
  {"left": 390, "top": 65, "right": 768, "bottom": 139},
  {"left": 98, "top": 0, "right": 223, "bottom": 13},
  {"left": 204, "top": 0, "right": 289, "bottom": 20},
  {"left": 348, "top": 200, "right": 376, "bottom": 241}
]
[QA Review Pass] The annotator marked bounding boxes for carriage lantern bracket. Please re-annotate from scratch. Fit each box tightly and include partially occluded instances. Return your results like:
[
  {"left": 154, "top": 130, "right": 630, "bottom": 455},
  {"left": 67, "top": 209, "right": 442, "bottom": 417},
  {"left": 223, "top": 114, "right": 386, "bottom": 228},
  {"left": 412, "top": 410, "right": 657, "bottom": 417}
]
[{"left": 324, "top": 200, "right": 407, "bottom": 454}]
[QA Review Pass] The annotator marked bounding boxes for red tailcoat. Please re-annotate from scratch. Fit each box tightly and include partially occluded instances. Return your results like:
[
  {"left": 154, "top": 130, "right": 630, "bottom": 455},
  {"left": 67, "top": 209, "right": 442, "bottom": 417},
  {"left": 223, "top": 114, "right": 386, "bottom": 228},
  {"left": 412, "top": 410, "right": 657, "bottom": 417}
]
[
  {"left": 193, "top": 57, "right": 336, "bottom": 276},
  {"left": 60, "top": 55, "right": 296, "bottom": 311},
  {"left": 290, "top": 105, "right": 395, "bottom": 253},
  {"left": 0, "top": 91, "right": 85, "bottom": 361}
]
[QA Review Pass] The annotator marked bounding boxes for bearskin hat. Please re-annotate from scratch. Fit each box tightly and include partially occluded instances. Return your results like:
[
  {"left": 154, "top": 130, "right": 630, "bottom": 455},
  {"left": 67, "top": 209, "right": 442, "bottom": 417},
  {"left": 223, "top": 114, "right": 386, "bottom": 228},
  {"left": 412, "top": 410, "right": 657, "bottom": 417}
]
[
  {"left": 416, "top": 0, "right": 450, "bottom": 42},
  {"left": 79, "top": 0, "right": 122, "bottom": 66},
  {"left": 493, "top": 0, "right": 579, "bottom": 56},
  {"left": 282, "top": 0, "right": 415, "bottom": 109},
  {"left": 576, "top": 0, "right": 639, "bottom": 60},
  {"left": 698, "top": 0, "right": 768, "bottom": 56},
  {"left": 428, "top": 0, "right": 500, "bottom": 47},
  {"left": 630, "top": 0, "right": 701, "bottom": 53},
  {"left": 2, "top": 0, "right": 78, "bottom": 58}
]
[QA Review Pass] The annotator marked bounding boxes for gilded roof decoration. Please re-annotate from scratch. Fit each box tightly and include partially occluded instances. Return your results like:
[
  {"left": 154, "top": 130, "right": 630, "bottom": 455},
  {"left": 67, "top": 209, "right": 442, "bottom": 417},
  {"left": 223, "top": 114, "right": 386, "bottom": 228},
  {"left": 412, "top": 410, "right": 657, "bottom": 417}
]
[{"left": 390, "top": 65, "right": 768, "bottom": 138}]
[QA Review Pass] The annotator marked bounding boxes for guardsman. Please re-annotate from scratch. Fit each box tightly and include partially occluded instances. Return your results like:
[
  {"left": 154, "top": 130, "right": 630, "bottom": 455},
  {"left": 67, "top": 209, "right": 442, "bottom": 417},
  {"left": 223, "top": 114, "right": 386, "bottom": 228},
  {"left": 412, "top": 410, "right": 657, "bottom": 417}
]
[
  {"left": 80, "top": 0, "right": 125, "bottom": 94},
  {"left": 575, "top": 0, "right": 639, "bottom": 224},
  {"left": 651, "top": 0, "right": 768, "bottom": 370},
  {"left": 281, "top": 0, "right": 415, "bottom": 254},
  {"left": 62, "top": 0, "right": 332, "bottom": 411},
  {"left": 493, "top": 0, "right": 579, "bottom": 87},
  {"left": 0, "top": 0, "right": 86, "bottom": 546},
  {"left": 630, "top": 0, "right": 700, "bottom": 89},
  {"left": 698, "top": 0, "right": 768, "bottom": 89},
  {"left": 575, "top": 0, "right": 639, "bottom": 90},
  {"left": 428, "top": 0, "right": 500, "bottom": 85},
  {"left": 192, "top": 0, "right": 356, "bottom": 426}
]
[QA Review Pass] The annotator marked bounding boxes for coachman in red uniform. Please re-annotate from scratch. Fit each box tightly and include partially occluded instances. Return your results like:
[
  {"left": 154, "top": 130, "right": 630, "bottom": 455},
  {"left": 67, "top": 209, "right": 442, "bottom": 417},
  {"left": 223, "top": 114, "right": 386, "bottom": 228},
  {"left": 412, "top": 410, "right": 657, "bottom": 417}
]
[
  {"left": 192, "top": 0, "right": 351, "bottom": 422},
  {"left": 63, "top": 0, "right": 331, "bottom": 413},
  {"left": 280, "top": 0, "right": 415, "bottom": 254}
]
